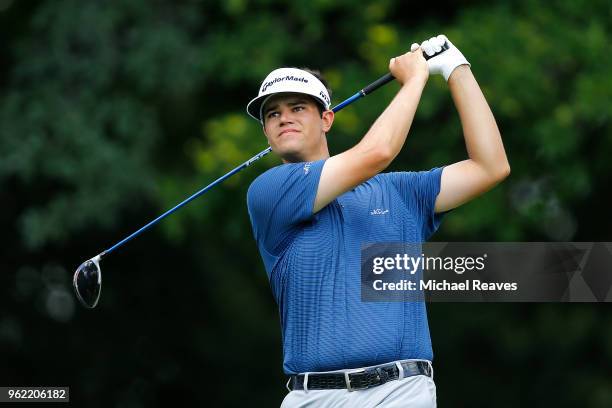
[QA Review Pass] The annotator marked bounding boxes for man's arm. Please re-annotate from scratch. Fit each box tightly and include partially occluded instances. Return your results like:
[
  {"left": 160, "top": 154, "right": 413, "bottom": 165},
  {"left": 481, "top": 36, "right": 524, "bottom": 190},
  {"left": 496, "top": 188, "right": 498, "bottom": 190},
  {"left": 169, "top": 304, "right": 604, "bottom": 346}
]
[
  {"left": 314, "top": 46, "right": 428, "bottom": 213},
  {"left": 434, "top": 65, "right": 510, "bottom": 213}
]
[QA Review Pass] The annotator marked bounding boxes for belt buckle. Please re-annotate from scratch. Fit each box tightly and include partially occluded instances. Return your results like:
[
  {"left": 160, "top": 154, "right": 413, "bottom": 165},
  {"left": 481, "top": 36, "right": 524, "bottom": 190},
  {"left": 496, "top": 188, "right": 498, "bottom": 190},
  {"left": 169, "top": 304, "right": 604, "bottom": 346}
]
[{"left": 344, "top": 368, "right": 367, "bottom": 392}]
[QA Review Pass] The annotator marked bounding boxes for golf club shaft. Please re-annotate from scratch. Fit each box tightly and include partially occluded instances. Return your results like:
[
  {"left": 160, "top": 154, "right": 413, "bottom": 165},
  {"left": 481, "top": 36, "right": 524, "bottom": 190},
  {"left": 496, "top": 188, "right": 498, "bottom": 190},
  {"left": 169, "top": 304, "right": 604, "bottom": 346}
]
[{"left": 101, "top": 45, "right": 449, "bottom": 257}]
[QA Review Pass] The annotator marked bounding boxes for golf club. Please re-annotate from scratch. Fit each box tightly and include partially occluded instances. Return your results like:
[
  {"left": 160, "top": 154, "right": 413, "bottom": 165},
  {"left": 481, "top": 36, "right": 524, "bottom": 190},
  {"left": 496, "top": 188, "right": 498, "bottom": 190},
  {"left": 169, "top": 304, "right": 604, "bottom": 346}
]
[{"left": 73, "top": 43, "right": 449, "bottom": 309}]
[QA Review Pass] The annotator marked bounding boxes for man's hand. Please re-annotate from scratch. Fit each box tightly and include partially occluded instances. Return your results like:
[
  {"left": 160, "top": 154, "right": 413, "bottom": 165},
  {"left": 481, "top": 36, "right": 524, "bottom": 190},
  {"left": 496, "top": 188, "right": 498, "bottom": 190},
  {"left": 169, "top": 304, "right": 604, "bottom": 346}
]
[
  {"left": 415, "top": 34, "right": 470, "bottom": 81},
  {"left": 389, "top": 46, "right": 429, "bottom": 86}
]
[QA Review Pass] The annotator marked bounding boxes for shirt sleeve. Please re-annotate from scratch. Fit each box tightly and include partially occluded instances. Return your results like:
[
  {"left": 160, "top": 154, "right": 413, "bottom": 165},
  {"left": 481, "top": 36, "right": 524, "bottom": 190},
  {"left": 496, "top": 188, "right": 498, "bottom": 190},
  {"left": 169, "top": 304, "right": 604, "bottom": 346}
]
[
  {"left": 385, "top": 167, "right": 446, "bottom": 240},
  {"left": 246, "top": 160, "right": 326, "bottom": 268}
]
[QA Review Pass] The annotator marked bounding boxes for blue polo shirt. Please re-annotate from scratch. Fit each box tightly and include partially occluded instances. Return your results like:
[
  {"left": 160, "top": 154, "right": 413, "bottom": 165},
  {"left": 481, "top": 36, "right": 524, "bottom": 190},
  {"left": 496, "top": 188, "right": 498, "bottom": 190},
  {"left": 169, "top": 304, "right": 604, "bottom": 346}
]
[{"left": 247, "top": 159, "right": 444, "bottom": 375}]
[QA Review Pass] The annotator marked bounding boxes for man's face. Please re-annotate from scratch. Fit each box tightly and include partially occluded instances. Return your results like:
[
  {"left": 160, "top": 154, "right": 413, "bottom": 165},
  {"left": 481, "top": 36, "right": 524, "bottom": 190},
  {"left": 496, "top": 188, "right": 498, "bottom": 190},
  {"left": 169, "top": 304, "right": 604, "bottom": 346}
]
[{"left": 262, "top": 93, "right": 333, "bottom": 163}]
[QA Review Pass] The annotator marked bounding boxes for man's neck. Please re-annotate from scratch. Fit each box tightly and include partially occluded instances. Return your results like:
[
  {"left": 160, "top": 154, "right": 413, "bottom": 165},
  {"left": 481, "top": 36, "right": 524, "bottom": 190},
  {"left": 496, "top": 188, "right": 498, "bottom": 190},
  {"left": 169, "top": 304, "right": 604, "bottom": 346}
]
[{"left": 282, "top": 151, "right": 330, "bottom": 164}]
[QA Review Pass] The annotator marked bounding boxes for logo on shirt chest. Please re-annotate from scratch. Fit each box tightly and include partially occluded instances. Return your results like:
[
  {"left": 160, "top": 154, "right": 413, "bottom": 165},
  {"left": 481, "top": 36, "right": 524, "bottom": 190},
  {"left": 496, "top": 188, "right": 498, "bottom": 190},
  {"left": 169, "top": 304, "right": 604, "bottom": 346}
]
[{"left": 370, "top": 208, "right": 390, "bottom": 215}]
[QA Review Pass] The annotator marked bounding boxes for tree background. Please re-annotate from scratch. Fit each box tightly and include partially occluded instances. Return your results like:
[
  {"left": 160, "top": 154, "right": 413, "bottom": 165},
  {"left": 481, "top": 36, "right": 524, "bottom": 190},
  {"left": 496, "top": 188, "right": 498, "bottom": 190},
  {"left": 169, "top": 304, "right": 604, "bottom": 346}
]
[{"left": 1, "top": 0, "right": 611, "bottom": 406}]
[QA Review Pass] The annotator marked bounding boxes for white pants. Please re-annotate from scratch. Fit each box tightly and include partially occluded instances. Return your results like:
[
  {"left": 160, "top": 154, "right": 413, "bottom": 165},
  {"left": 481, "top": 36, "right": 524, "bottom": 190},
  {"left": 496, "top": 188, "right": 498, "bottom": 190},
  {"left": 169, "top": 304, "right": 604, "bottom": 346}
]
[{"left": 281, "top": 360, "right": 437, "bottom": 408}]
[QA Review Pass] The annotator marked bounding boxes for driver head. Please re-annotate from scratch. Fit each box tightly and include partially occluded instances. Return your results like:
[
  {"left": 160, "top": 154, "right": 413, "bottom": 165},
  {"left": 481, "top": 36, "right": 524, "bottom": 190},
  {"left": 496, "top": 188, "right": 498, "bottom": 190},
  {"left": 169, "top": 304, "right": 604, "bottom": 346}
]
[{"left": 73, "top": 255, "right": 102, "bottom": 308}]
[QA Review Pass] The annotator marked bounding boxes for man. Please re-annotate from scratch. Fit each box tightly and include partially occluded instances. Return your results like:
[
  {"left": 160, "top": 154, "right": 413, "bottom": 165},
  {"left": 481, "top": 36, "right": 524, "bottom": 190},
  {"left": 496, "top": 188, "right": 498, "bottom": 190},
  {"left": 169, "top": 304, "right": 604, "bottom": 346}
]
[{"left": 246, "top": 35, "right": 509, "bottom": 407}]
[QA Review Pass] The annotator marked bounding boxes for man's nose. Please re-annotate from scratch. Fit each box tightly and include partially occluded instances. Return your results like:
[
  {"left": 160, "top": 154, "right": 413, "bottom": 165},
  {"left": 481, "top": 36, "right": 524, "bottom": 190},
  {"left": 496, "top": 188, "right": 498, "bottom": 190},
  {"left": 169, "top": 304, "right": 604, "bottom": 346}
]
[{"left": 279, "top": 108, "right": 294, "bottom": 124}]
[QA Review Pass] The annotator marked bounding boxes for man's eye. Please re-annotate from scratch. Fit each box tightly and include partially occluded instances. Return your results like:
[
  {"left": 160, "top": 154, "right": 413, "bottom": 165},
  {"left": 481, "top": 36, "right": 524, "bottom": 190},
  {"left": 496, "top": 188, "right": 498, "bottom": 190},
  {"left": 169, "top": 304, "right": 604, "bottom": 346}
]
[
  {"left": 293, "top": 106, "right": 304, "bottom": 112},
  {"left": 267, "top": 112, "right": 279, "bottom": 118}
]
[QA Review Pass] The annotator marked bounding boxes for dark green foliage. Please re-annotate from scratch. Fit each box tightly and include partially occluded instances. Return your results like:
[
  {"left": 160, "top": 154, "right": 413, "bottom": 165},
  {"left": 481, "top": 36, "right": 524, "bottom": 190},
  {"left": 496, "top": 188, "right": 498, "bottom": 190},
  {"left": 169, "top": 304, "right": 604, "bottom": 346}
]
[{"left": 1, "top": 0, "right": 610, "bottom": 406}]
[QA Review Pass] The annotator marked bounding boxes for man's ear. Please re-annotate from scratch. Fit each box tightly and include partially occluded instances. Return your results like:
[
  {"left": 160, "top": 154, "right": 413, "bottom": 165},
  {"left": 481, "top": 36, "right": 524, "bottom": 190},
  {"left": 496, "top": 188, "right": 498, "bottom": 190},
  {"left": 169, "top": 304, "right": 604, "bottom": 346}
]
[{"left": 321, "top": 110, "right": 334, "bottom": 133}]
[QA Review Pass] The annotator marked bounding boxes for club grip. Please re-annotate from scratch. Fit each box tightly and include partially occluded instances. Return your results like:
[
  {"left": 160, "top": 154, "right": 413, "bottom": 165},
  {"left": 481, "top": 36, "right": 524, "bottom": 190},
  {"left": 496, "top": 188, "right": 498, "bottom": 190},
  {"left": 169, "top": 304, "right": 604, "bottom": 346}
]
[
  {"left": 360, "top": 42, "right": 450, "bottom": 96},
  {"left": 424, "top": 41, "right": 450, "bottom": 60}
]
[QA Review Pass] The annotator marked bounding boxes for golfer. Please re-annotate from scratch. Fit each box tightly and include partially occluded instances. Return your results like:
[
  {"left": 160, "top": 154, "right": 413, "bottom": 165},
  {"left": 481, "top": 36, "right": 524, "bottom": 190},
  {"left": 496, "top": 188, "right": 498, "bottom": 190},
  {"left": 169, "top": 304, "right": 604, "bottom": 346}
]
[{"left": 246, "top": 35, "right": 509, "bottom": 407}]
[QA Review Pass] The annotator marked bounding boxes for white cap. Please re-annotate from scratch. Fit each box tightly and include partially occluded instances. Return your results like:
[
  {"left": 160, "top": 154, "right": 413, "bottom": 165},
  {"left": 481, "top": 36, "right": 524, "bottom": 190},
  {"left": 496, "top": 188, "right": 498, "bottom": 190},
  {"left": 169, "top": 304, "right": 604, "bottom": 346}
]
[{"left": 246, "top": 67, "right": 331, "bottom": 122}]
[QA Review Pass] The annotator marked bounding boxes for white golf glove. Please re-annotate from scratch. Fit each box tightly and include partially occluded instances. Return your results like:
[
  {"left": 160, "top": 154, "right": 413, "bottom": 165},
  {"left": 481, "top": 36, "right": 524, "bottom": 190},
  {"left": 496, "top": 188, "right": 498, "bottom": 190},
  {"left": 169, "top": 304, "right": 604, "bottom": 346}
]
[{"left": 410, "top": 34, "right": 470, "bottom": 81}]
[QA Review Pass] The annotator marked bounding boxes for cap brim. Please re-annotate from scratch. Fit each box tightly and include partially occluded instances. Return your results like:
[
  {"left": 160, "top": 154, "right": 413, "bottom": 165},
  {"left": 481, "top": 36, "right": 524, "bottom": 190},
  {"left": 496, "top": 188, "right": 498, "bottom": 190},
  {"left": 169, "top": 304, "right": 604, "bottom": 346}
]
[
  {"left": 246, "top": 94, "right": 269, "bottom": 121},
  {"left": 247, "top": 92, "right": 328, "bottom": 122}
]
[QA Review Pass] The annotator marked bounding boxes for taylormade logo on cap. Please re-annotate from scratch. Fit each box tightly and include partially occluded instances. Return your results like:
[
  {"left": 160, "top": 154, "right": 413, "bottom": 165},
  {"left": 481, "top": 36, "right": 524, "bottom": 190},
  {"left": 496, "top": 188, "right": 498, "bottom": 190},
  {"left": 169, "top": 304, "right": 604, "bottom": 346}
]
[
  {"left": 261, "top": 75, "right": 309, "bottom": 93},
  {"left": 246, "top": 68, "right": 331, "bottom": 121}
]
